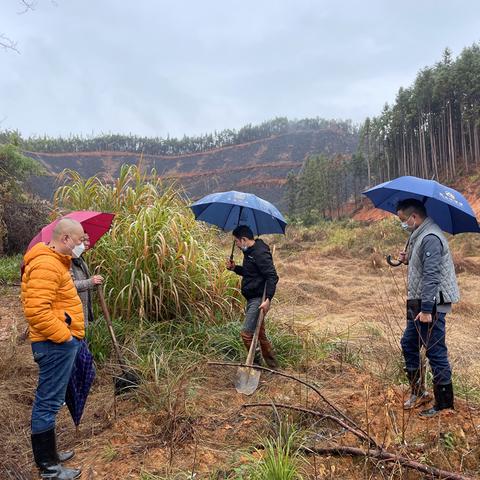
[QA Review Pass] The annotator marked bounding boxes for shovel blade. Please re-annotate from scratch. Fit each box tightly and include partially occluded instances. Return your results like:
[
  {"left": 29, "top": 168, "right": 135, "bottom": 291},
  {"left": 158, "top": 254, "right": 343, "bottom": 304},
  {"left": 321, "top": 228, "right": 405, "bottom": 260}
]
[{"left": 235, "top": 366, "right": 261, "bottom": 395}]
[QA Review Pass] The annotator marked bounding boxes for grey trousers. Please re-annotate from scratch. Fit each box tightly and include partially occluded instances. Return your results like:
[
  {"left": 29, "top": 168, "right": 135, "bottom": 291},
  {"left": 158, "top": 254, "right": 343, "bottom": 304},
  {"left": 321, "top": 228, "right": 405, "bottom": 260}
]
[{"left": 243, "top": 297, "right": 262, "bottom": 333}]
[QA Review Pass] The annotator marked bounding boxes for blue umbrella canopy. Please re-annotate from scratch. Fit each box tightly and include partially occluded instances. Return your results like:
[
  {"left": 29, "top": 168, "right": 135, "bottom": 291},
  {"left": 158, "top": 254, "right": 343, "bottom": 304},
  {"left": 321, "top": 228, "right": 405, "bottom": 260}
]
[
  {"left": 65, "top": 340, "right": 96, "bottom": 427},
  {"left": 190, "top": 190, "right": 287, "bottom": 236},
  {"left": 363, "top": 176, "right": 480, "bottom": 234}
]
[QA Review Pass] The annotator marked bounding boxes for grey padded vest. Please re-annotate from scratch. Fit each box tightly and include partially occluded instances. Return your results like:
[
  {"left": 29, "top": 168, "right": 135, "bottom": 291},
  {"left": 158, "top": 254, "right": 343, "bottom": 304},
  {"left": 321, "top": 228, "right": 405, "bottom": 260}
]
[{"left": 407, "top": 217, "right": 460, "bottom": 303}]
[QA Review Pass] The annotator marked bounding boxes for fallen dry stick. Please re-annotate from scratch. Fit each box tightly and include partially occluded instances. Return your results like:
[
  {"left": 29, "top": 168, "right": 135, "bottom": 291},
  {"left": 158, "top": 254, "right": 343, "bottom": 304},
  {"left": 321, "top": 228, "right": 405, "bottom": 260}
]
[
  {"left": 243, "top": 402, "right": 374, "bottom": 446},
  {"left": 207, "top": 361, "right": 379, "bottom": 448},
  {"left": 302, "top": 446, "right": 475, "bottom": 480},
  {"left": 245, "top": 402, "right": 474, "bottom": 479}
]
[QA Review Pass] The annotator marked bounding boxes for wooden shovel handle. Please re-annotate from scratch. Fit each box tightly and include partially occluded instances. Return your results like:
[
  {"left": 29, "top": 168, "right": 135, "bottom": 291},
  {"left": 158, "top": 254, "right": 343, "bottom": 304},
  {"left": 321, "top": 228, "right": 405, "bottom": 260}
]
[
  {"left": 245, "top": 285, "right": 267, "bottom": 366},
  {"left": 97, "top": 286, "right": 124, "bottom": 364}
]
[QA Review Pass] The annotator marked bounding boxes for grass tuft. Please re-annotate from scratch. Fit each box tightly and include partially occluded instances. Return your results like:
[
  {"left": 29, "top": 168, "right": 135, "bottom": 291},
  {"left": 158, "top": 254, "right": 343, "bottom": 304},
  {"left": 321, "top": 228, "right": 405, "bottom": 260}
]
[{"left": 0, "top": 254, "right": 22, "bottom": 284}]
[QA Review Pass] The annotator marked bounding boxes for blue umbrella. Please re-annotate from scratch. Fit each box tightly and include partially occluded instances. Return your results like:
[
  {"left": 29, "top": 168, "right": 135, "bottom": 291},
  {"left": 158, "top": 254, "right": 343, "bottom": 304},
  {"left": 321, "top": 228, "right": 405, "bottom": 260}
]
[
  {"left": 190, "top": 191, "right": 287, "bottom": 236},
  {"left": 363, "top": 176, "right": 480, "bottom": 234},
  {"left": 65, "top": 340, "right": 96, "bottom": 427}
]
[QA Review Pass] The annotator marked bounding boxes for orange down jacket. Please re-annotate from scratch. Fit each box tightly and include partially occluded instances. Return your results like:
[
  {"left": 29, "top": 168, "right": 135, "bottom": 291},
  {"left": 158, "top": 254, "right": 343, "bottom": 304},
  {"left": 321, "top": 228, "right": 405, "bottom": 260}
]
[{"left": 22, "top": 242, "right": 85, "bottom": 343}]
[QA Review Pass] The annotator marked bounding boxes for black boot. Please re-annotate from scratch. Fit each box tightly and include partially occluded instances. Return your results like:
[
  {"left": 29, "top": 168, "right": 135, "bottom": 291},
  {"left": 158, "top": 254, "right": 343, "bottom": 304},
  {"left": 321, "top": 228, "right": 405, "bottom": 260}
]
[
  {"left": 403, "top": 369, "right": 431, "bottom": 410},
  {"left": 419, "top": 383, "right": 454, "bottom": 418},
  {"left": 31, "top": 428, "right": 81, "bottom": 479}
]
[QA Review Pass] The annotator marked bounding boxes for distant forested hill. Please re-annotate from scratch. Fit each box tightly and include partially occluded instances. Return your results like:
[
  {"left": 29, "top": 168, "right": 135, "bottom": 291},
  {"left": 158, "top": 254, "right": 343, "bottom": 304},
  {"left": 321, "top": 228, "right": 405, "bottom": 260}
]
[{"left": 2, "top": 118, "right": 358, "bottom": 207}]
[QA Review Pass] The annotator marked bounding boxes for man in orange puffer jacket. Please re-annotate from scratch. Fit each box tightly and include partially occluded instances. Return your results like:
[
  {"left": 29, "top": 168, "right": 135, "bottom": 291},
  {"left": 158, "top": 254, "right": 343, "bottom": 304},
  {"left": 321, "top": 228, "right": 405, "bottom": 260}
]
[{"left": 22, "top": 218, "right": 86, "bottom": 480}]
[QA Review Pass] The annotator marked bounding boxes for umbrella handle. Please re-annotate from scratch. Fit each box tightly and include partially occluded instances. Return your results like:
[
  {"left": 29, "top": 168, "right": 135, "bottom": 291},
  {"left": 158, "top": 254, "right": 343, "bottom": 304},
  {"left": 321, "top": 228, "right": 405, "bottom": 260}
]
[
  {"left": 229, "top": 240, "right": 235, "bottom": 261},
  {"left": 97, "top": 286, "right": 125, "bottom": 365},
  {"left": 386, "top": 235, "right": 411, "bottom": 268},
  {"left": 386, "top": 255, "right": 403, "bottom": 267}
]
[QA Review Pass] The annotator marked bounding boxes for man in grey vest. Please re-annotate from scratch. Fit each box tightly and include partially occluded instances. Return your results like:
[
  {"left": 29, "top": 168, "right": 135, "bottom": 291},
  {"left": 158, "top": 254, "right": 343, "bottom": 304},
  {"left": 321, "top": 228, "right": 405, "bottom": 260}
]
[{"left": 397, "top": 198, "right": 459, "bottom": 418}]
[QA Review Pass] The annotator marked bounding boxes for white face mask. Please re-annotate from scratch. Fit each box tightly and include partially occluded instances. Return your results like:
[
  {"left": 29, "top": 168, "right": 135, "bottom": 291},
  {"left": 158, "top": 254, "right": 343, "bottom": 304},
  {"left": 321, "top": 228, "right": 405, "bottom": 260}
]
[
  {"left": 400, "top": 214, "right": 416, "bottom": 233},
  {"left": 71, "top": 242, "right": 86, "bottom": 258},
  {"left": 237, "top": 239, "right": 249, "bottom": 252}
]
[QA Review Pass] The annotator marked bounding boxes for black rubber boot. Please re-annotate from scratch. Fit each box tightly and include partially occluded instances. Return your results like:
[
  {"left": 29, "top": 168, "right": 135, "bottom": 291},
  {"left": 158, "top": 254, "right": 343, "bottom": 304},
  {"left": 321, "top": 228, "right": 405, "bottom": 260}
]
[
  {"left": 403, "top": 369, "right": 431, "bottom": 410},
  {"left": 419, "top": 383, "right": 454, "bottom": 418},
  {"left": 31, "top": 428, "right": 81, "bottom": 479}
]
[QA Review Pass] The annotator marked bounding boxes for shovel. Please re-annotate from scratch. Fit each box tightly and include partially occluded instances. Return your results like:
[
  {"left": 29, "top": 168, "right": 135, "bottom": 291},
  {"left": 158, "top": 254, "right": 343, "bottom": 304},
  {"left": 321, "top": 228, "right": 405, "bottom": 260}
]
[
  {"left": 97, "top": 286, "right": 141, "bottom": 395},
  {"left": 235, "top": 286, "right": 267, "bottom": 395}
]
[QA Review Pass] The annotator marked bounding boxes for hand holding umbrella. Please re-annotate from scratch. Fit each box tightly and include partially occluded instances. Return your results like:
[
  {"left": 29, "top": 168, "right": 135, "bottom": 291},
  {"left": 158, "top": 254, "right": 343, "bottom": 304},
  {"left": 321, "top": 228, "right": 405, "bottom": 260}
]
[{"left": 363, "top": 175, "right": 480, "bottom": 267}]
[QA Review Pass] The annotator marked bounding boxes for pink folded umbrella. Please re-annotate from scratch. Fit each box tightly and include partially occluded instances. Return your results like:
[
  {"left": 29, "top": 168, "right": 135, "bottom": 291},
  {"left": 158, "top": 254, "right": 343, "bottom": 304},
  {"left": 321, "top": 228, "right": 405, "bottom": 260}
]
[{"left": 26, "top": 211, "right": 115, "bottom": 252}]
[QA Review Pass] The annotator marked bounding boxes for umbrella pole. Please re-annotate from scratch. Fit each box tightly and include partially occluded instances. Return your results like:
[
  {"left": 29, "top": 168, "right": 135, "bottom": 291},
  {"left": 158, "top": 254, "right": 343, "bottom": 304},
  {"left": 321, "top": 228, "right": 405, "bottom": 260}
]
[{"left": 230, "top": 205, "right": 244, "bottom": 261}]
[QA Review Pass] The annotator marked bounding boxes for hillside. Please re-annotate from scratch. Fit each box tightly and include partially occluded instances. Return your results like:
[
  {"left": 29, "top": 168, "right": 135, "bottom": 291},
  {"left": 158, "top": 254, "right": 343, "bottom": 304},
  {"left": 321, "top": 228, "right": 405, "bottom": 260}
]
[{"left": 25, "top": 128, "right": 358, "bottom": 206}]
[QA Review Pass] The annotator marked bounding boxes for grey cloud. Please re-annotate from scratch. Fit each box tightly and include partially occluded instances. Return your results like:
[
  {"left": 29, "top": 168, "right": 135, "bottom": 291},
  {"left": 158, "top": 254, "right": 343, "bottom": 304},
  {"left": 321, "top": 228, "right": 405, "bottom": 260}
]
[{"left": 1, "top": 0, "right": 480, "bottom": 138}]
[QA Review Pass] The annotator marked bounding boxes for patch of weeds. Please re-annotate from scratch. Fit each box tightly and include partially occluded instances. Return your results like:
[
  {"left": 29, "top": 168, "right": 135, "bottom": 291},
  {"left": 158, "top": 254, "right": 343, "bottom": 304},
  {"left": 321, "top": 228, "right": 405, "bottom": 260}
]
[
  {"left": 0, "top": 254, "right": 22, "bottom": 284},
  {"left": 364, "top": 322, "right": 384, "bottom": 338},
  {"left": 244, "top": 422, "right": 306, "bottom": 480},
  {"left": 85, "top": 314, "right": 128, "bottom": 363},
  {"left": 453, "top": 373, "right": 480, "bottom": 403},
  {"left": 208, "top": 321, "right": 245, "bottom": 362},
  {"left": 102, "top": 443, "right": 118, "bottom": 461},
  {"left": 139, "top": 474, "right": 163, "bottom": 480},
  {"left": 326, "top": 329, "right": 365, "bottom": 369},
  {"left": 440, "top": 431, "right": 456, "bottom": 451},
  {"left": 209, "top": 320, "right": 336, "bottom": 370}
]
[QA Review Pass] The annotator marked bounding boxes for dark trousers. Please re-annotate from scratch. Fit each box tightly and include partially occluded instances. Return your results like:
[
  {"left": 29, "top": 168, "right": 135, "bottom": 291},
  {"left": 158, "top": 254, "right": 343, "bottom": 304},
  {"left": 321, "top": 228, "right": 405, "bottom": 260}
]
[{"left": 401, "top": 312, "right": 452, "bottom": 385}]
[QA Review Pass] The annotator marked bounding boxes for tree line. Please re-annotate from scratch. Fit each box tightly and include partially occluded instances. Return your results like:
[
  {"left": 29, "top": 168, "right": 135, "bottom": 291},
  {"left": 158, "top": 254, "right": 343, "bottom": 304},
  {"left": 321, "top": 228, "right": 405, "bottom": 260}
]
[
  {"left": 285, "top": 153, "right": 366, "bottom": 221},
  {"left": 287, "top": 43, "right": 480, "bottom": 222},
  {"left": 359, "top": 43, "right": 480, "bottom": 186},
  {"left": 0, "top": 117, "right": 356, "bottom": 156}
]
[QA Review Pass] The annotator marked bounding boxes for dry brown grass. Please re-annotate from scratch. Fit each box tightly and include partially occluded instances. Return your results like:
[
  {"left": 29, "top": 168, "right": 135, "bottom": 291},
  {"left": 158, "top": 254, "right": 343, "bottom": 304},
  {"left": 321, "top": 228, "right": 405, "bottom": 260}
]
[{"left": 2, "top": 237, "right": 480, "bottom": 478}]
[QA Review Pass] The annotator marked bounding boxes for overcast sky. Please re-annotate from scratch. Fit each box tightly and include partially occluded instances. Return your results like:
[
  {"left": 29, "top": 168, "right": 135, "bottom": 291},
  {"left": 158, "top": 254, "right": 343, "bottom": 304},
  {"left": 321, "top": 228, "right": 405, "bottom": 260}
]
[{"left": 1, "top": 0, "right": 479, "bottom": 139}]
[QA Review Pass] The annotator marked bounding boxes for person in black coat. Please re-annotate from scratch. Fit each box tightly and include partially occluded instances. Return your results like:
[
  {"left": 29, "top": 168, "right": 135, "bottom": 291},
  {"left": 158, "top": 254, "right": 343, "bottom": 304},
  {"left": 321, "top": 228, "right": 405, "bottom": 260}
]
[{"left": 226, "top": 225, "right": 279, "bottom": 368}]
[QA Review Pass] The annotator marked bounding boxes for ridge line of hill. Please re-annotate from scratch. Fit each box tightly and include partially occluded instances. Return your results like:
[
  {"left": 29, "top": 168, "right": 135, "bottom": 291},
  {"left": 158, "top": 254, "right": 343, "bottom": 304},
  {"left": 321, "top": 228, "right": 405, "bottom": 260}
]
[{"left": 23, "top": 129, "right": 332, "bottom": 160}]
